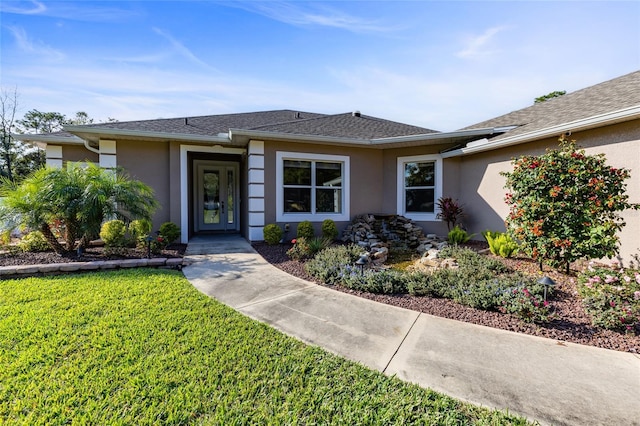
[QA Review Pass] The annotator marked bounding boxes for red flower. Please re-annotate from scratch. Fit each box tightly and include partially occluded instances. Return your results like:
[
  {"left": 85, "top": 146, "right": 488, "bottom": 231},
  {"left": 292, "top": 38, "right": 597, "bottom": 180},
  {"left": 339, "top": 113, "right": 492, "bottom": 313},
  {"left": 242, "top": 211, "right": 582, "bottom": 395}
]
[{"left": 291, "top": 239, "right": 297, "bottom": 244}]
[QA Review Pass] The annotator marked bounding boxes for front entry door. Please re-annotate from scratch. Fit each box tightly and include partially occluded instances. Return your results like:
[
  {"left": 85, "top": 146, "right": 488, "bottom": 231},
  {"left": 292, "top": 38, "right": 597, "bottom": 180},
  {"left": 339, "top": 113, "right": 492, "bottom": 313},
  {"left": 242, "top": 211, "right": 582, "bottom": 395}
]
[{"left": 194, "top": 161, "right": 239, "bottom": 232}]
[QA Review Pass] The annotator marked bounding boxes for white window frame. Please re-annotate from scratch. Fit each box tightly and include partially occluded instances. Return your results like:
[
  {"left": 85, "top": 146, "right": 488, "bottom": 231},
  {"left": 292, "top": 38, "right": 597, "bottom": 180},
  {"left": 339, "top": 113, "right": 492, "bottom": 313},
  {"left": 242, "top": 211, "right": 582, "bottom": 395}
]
[
  {"left": 396, "top": 154, "right": 442, "bottom": 221},
  {"left": 276, "top": 151, "right": 350, "bottom": 222}
]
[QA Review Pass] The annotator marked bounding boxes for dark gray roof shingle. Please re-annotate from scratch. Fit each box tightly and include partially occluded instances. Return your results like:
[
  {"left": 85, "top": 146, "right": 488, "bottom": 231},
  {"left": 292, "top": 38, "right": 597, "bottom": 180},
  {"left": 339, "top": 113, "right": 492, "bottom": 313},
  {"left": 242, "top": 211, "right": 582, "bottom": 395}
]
[{"left": 460, "top": 70, "right": 640, "bottom": 140}]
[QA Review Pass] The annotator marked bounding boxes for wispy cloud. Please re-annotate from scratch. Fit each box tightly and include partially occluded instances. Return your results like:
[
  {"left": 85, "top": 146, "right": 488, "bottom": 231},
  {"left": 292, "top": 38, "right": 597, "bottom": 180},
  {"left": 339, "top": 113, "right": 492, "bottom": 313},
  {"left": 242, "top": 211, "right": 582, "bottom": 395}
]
[
  {"left": 228, "top": 1, "right": 396, "bottom": 33},
  {"left": 152, "top": 27, "right": 218, "bottom": 71},
  {"left": 457, "top": 26, "right": 509, "bottom": 58},
  {"left": 0, "top": 0, "right": 141, "bottom": 22},
  {"left": 6, "top": 25, "right": 65, "bottom": 61},
  {"left": 0, "top": 0, "right": 46, "bottom": 15}
]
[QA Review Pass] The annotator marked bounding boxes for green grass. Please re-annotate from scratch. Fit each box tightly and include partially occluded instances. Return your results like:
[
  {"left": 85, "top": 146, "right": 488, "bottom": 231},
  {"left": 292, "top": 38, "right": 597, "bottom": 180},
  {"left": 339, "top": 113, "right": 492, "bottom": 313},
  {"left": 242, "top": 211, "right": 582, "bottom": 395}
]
[{"left": 0, "top": 269, "right": 531, "bottom": 425}]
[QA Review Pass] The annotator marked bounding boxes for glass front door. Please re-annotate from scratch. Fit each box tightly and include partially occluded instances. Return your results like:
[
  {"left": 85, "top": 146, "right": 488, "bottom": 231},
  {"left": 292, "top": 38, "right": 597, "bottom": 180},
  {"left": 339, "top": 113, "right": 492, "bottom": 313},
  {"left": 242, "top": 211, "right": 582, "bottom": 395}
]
[{"left": 194, "top": 161, "right": 238, "bottom": 232}]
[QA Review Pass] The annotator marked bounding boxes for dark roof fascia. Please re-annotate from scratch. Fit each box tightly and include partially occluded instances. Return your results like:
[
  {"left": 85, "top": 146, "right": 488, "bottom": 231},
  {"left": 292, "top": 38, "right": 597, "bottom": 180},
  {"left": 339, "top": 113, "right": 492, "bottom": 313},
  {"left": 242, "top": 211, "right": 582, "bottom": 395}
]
[
  {"left": 442, "top": 105, "right": 640, "bottom": 158},
  {"left": 63, "top": 125, "right": 232, "bottom": 145}
]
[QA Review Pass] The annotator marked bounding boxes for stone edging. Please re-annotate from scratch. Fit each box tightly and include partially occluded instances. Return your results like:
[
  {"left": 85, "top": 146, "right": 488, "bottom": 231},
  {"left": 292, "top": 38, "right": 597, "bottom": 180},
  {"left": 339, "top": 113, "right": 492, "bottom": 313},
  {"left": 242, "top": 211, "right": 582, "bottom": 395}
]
[{"left": 0, "top": 257, "right": 187, "bottom": 279}]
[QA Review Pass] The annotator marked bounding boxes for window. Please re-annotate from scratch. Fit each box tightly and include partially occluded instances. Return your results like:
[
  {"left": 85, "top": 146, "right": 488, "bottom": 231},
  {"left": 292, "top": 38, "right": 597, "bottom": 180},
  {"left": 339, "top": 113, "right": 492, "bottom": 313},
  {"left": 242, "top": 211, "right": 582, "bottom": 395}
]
[
  {"left": 397, "top": 154, "right": 442, "bottom": 221},
  {"left": 277, "top": 152, "right": 350, "bottom": 222}
]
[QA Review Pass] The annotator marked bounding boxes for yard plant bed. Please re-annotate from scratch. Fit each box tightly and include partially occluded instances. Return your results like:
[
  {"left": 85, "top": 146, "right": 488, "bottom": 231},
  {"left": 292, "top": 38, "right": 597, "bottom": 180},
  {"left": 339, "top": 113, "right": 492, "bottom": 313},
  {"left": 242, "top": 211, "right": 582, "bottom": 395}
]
[{"left": 252, "top": 242, "right": 640, "bottom": 354}]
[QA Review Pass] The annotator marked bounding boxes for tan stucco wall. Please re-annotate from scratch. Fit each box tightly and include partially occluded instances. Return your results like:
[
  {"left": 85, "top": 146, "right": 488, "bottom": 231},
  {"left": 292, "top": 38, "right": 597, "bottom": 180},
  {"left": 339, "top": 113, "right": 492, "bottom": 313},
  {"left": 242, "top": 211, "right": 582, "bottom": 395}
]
[
  {"left": 116, "top": 140, "right": 172, "bottom": 230},
  {"left": 61, "top": 145, "right": 98, "bottom": 164},
  {"left": 459, "top": 120, "right": 640, "bottom": 263},
  {"left": 263, "top": 141, "right": 384, "bottom": 235}
]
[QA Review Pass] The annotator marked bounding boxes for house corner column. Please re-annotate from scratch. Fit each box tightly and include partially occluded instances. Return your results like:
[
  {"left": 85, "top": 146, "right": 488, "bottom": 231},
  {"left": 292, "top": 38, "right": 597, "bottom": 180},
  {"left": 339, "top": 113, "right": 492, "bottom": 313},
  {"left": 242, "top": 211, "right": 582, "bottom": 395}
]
[
  {"left": 247, "top": 140, "right": 265, "bottom": 241},
  {"left": 99, "top": 139, "right": 117, "bottom": 169},
  {"left": 45, "top": 145, "right": 63, "bottom": 168}
]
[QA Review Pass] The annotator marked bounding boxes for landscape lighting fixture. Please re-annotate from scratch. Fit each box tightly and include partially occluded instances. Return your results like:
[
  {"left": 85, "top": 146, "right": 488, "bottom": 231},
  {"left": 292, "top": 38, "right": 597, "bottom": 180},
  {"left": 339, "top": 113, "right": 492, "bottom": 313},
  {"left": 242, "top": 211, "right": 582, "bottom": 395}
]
[
  {"left": 355, "top": 255, "right": 368, "bottom": 274},
  {"left": 538, "top": 276, "right": 556, "bottom": 301}
]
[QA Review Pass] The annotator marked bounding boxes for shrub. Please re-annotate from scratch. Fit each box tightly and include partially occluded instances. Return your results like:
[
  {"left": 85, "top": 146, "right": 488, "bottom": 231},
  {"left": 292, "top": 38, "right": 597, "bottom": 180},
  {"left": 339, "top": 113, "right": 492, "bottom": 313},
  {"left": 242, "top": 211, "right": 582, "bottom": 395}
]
[
  {"left": 343, "top": 269, "right": 409, "bottom": 294},
  {"left": 296, "top": 220, "right": 315, "bottom": 240},
  {"left": 502, "top": 138, "right": 639, "bottom": 272},
  {"left": 447, "top": 226, "right": 472, "bottom": 245},
  {"left": 483, "top": 231, "right": 519, "bottom": 258},
  {"left": 436, "top": 197, "right": 464, "bottom": 230},
  {"left": 129, "top": 219, "right": 152, "bottom": 241},
  {"left": 263, "top": 224, "right": 283, "bottom": 245},
  {"left": 305, "top": 244, "right": 363, "bottom": 285},
  {"left": 577, "top": 264, "right": 640, "bottom": 332},
  {"left": 287, "top": 237, "right": 312, "bottom": 260},
  {"left": 100, "top": 220, "right": 127, "bottom": 248},
  {"left": 499, "top": 285, "right": 554, "bottom": 323},
  {"left": 321, "top": 219, "right": 339, "bottom": 240},
  {"left": 158, "top": 222, "right": 180, "bottom": 245},
  {"left": 18, "top": 230, "right": 50, "bottom": 252}
]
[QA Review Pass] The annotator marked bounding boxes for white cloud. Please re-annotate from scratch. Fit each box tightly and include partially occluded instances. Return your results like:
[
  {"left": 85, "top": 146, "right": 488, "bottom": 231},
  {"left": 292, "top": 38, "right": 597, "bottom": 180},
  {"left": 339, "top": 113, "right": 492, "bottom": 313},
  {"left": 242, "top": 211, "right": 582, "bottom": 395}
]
[
  {"left": 0, "top": 0, "right": 46, "bottom": 15},
  {"left": 457, "top": 26, "right": 509, "bottom": 58},
  {"left": 5, "top": 26, "right": 65, "bottom": 61},
  {"left": 152, "top": 27, "right": 219, "bottom": 71},
  {"left": 0, "top": 0, "right": 141, "bottom": 22}
]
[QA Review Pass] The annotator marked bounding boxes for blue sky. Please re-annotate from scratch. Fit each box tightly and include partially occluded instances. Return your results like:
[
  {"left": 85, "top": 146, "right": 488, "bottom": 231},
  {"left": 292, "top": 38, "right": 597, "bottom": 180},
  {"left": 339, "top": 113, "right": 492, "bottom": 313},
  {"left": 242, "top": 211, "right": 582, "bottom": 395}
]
[{"left": 1, "top": 1, "right": 639, "bottom": 131}]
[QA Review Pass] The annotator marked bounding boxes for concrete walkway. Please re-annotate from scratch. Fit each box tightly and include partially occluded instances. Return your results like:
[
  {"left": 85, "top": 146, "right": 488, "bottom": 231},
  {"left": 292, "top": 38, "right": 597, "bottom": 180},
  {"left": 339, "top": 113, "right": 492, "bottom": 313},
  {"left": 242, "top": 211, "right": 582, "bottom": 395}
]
[{"left": 182, "top": 235, "right": 640, "bottom": 426}]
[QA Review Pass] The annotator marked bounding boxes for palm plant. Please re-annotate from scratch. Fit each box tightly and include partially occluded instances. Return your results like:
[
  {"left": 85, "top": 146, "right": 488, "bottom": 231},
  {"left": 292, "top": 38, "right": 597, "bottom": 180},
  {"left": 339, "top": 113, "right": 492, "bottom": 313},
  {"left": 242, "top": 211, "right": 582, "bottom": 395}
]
[{"left": 0, "top": 164, "right": 158, "bottom": 255}]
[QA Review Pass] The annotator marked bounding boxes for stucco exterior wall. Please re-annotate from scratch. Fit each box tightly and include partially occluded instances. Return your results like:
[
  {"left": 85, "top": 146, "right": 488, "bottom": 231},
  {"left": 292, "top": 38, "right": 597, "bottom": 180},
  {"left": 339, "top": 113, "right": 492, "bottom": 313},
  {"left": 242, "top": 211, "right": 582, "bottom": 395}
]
[
  {"left": 458, "top": 120, "right": 640, "bottom": 263},
  {"left": 262, "top": 141, "right": 384, "bottom": 235},
  {"left": 116, "top": 140, "right": 171, "bottom": 230},
  {"left": 61, "top": 145, "right": 98, "bottom": 164}
]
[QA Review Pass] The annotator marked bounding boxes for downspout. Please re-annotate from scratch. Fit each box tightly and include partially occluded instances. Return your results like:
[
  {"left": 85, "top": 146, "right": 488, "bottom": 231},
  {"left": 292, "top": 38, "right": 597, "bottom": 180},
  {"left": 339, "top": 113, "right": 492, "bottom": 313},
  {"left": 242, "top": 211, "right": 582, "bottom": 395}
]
[{"left": 83, "top": 139, "right": 100, "bottom": 154}]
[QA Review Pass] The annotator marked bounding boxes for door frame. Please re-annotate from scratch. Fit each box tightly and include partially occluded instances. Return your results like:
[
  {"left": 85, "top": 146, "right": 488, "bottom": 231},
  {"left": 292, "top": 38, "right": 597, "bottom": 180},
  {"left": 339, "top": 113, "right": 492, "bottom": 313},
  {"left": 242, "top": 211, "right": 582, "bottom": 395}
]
[{"left": 180, "top": 145, "right": 246, "bottom": 243}]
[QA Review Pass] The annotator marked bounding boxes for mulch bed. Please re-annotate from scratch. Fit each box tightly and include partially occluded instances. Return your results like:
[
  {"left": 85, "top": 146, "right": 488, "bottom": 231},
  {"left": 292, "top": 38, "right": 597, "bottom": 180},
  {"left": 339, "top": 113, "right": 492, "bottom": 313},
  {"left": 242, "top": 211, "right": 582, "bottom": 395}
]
[{"left": 252, "top": 242, "right": 640, "bottom": 354}]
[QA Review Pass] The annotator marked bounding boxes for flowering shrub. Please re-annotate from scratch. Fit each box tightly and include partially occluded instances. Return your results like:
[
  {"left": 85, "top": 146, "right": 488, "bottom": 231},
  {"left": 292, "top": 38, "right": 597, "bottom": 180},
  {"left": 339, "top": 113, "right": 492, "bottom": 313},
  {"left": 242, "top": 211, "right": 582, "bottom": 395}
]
[
  {"left": 286, "top": 238, "right": 312, "bottom": 260},
  {"left": 502, "top": 138, "right": 638, "bottom": 272},
  {"left": 436, "top": 197, "right": 464, "bottom": 230},
  {"left": 577, "top": 262, "right": 640, "bottom": 332},
  {"left": 304, "top": 244, "right": 363, "bottom": 285},
  {"left": 499, "top": 286, "right": 554, "bottom": 323}
]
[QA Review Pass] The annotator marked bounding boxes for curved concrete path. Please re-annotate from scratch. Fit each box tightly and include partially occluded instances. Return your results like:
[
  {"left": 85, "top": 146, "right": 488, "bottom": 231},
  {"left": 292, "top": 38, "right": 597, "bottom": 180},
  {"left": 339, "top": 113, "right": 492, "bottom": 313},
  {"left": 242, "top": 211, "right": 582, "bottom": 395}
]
[{"left": 182, "top": 235, "right": 640, "bottom": 426}]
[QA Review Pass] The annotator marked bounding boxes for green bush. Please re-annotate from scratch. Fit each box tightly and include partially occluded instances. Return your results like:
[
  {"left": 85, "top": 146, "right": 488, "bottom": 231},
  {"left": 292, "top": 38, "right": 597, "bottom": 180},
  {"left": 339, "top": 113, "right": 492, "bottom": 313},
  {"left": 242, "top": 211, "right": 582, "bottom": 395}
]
[
  {"left": 129, "top": 219, "right": 152, "bottom": 240},
  {"left": 159, "top": 222, "right": 180, "bottom": 245},
  {"left": 577, "top": 265, "right": 640, "bottom": 331},
  {"left": 100, "top": 220, "right": 127, "bottom": 248},
  {"left": 296, "top": 221, "right": 315, "bottom": 240},
  {"left": 321, "top": 219, "right": 339, "bottom": 240},
  {"left": 499, "top": 284, "right": 554, "bottom": 323},
  {"left": 343, "top": 269, "right": 408, "bottom": 294},
  {"left": 439, "top": 246, "right": 509, "bottom": 273},
  {"left": 263, "top": 224, "right": 283, "bottom": 245},
  {"left": 447, "top": 226, "right": 473, "bottom": 245},
  {"left": 305, "top": 244, "right": 363, "bottom": 285},
  {"left": 18, "top": 230, "right": 50, "bottom": 252},
  {"left": 287, "top": 237, "right": 312, "bottom": 260},
  {"left": 502, "top": 138, "right": 639, "bottom": 272},
  {"left": 483, "top": 231, "right": 519, "bottom": 258}
]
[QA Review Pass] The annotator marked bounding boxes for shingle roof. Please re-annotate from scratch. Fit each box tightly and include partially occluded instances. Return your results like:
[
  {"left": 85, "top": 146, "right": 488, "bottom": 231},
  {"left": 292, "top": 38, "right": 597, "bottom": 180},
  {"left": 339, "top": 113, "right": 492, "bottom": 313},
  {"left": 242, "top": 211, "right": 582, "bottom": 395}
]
[
  {"left": 460, "top": 70, "right": 640, "bottom": 141},
  {"left": 77, "top": 109, "right": 437, "bottom": 139}
]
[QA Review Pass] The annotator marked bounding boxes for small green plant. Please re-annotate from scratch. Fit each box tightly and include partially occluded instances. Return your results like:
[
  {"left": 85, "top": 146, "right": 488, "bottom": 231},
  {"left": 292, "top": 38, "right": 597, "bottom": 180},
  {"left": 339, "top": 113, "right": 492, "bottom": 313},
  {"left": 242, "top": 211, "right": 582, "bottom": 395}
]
[
  {"left": 305, "top": 244, "right": 363, "bottom": 285},
  {"left": 100, "top": 220, "right": 127, "bottom": 248},
  {"left": 483, "top": 231, "right": 519, "bottom": 258},
  {"left": 436, "top": 197, "right": 464, "bottom": 230},
  {"left": 296, "top": 221, "right": 315, "bottom": 240},
  {"left": 287, "top": 237, "right": 312, "bottom": 260},
  {"left": 447, "top": 226, "right": 473, "bottom": 245},
  {"left": 321, "top": 219, "right": 339, "bottom": 240},
  {"left": 263, "top": 224, "right": 283, "bottom": 245},
  {"left": 18, "top": 230, "right": 50, "bottom": 252},
  {"left": 129, "top": 219, "right": 152, "bottom": 242},
  {"left": 577, "top": 263, "right": 640, "bottom": 332},
  {"left": 343, "top": 269, "right": 409, "bottom": 294},
  {"left": 499, "top": 286, "right": 554, "bottom": 323},
  {"left": 158, "top": 222, "right": 180, "bottom": 245},
  {"left": 307, "top": 237, "right": 333, "bottom": 255}
]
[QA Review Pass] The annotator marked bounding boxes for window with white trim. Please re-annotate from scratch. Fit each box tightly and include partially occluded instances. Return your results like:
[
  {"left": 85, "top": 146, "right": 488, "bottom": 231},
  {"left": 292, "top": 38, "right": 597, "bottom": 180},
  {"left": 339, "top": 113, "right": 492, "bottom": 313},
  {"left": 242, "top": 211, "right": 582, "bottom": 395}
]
[
  {"left": 276, "top": 152, "right": 350, "bottom": 222},
  {"left": 397, "top": 154, "right": 442, "bottom": 221}
]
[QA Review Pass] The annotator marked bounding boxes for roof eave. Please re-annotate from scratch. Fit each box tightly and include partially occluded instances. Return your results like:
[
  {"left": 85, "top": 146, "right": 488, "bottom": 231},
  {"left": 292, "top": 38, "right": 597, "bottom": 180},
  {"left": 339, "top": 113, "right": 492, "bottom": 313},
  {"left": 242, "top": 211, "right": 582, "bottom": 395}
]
[
  {"left": 63, "top": 125, "right": 232, "bottom": 144},
  {"left": 441, "top": 105, "right": 640, "bottom": 158},
  {"left": 11, "top": 133, "right": 86, "bottom": 145},
  {"left": 229, "top": 128, "right": 371, "bottom": 146}
]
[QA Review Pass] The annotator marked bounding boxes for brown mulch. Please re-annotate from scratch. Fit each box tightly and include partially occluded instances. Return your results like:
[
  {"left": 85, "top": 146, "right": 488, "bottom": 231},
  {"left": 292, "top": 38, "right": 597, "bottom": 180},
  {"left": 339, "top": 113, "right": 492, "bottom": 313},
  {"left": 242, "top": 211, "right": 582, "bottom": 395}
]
[{"left": 252, "top": 242, "right": 640, "bottom": 354}]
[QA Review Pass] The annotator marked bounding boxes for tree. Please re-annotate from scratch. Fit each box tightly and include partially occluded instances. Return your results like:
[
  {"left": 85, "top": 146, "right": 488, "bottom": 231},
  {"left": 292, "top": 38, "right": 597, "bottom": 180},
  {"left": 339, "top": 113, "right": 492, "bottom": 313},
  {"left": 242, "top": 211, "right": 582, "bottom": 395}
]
[
  {"left": 17, "top": 109, "right": 68, "bottom": 133},
  {"left": 0, "top": 163, "right": 159, "bottom": 255},
  {"left": 0, "top": 87, "right": 19, "bottom": 181},
  {"left": 502, "top": 138, "right": 638, "bottom": 272},
  {"left": 67, "top": 111, "right": 94, "bottom": 125},
  {"left": 534, "top": 90, "right": 566, "bottom": 104}
]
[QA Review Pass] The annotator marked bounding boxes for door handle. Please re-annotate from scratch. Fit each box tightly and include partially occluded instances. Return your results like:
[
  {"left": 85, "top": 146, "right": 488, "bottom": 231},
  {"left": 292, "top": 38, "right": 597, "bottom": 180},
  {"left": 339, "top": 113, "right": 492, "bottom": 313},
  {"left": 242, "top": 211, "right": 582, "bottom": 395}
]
[{"left": 220, "top": 201, "right": 225, "bottom": 213}]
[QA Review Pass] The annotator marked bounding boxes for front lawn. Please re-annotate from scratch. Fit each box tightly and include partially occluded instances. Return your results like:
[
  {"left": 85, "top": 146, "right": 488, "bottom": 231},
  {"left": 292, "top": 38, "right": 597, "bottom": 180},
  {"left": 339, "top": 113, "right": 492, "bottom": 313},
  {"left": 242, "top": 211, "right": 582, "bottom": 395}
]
[{"left": 0, "top": 269, "right": 530, "bottom": 425}]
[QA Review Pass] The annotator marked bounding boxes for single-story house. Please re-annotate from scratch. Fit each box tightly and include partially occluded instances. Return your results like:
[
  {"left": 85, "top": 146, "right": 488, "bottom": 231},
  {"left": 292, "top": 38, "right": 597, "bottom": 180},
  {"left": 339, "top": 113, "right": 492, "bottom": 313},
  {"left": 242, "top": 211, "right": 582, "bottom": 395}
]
[{"left": 17, "top": 70, "right": 640, "bottom": 261}]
